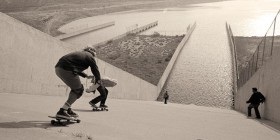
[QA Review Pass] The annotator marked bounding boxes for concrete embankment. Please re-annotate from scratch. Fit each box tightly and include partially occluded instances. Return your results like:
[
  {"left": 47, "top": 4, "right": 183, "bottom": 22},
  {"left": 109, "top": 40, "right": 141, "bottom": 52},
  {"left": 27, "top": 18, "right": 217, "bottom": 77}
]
[
  {"left": 0, "top": 12, "right": 193, "bottom": 101},
  {"left": 161, "top": 18, "right": 233, "bottom": 108},
  {"left": 234, "top": 42, "right": 280, "bottom": 124},
  {"left": 0, "top": 12, "right": 156, "bottom": 100},
  {"left": 0, "top": 93, "right": 280, "bottom": 140},
  {"left": 157, "top": 23, "right": 196, "bottom": 98},
  {"left": 56, "top": 21, "right": 115, "bottom": 40},
  {"left": 227, "top": 20, "right": 280, "bottom": 124},
  {"left": 0, "top": 12, "right": 73, "bottom": 96}
]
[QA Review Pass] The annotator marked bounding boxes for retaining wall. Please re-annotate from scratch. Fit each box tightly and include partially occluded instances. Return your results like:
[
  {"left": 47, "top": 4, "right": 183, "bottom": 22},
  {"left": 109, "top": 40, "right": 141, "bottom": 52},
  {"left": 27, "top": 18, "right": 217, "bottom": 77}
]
[
  {"left": 0, "top": 12, "right": 159, "bottom": 100},
  {"left": 0, "top": 12, "right": 74, "bottom": 96},
  {"left": 234, "top": 35, "right": 280, "bottom": 124},
  {"left": 0, "top": 12, "right": 196, "bottom": 101},
  {"left": 226, "top": 23, "right": 238, "bottom": 107},
  {"left": 157, "top": 23, "right": 196, "bottom": 95},
  {"left": 92, "top": 59, "right": 158, "bottom": 100}
]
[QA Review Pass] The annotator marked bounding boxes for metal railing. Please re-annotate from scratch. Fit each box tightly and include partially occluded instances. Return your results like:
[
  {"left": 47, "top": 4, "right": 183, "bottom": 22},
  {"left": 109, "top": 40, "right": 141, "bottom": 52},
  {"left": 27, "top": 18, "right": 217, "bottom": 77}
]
[{"left": 237, "top": 10, "right": 280, "bottom": 88}]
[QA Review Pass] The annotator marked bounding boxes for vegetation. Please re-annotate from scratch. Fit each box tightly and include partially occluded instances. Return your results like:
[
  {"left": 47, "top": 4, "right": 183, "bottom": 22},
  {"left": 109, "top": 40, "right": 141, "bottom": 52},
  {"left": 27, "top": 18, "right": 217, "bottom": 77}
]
[{"left": 96, "top": 34, "right": 184, "bottom": 85}]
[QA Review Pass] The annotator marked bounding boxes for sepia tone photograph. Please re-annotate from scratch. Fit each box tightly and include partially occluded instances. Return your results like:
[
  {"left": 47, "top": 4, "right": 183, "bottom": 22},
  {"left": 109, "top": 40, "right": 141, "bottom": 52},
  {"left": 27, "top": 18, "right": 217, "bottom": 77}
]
[{"left": 0, "top": 0, "right": 280, "bottom": 139}]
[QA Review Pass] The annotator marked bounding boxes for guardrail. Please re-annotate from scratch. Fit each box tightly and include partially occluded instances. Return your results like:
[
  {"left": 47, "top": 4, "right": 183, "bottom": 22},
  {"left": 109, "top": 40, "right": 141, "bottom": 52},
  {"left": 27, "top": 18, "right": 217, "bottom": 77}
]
[
  {"left": 92, "top": 21, "right": 158, "bottom": 48},
  {"left": 236, "top": 9, "right": 280, "bottom": 89}
]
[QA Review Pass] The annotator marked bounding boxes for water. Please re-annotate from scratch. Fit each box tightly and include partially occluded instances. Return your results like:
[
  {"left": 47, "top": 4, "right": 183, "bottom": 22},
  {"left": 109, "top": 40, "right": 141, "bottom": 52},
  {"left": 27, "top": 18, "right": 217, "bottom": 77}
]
[{"left": 59, "top": 0, "right": 280, "bottom": 108}]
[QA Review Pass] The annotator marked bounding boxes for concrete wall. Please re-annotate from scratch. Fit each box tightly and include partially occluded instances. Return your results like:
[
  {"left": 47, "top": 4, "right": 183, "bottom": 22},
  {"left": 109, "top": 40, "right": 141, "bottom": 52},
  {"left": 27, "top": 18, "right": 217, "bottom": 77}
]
[
  {"left": 226, "top": 23, "right": 238, "bottom": 107},
  {"left": 157, "top": 23, "right": 196, "bottom": 95},
  {"left": 0, "top": 12, "right": 158, "bottom": 100},
  {"left": 0, "top": 12, "right": 74, "bottom": 96},
  {"left": 235, "top": 42, "right": 280, "bottom": 123},
  {"left": 92, "top": 59, "right": 158, "bottom": 100},
  {"left": 0, "top": 12, "right": 195, "bottom": 101}
]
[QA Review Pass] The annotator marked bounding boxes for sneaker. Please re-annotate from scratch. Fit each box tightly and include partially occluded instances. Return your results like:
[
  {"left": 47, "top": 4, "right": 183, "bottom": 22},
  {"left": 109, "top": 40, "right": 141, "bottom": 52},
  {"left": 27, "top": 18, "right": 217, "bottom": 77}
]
[
  {"left": 56, "top": 108, "right": 72, "bottom": 120},
  {"left": 89, "top": 101, "right": 98, "bottom": 108},
  {"left": 256, "top": 117, "right": 261, "bottom": 119},
  {"left": 100, "top": 104, "right": 108, "bottom": 108},
  {"left": 67, "top": 108, "right": 79, "bottom": 118}
]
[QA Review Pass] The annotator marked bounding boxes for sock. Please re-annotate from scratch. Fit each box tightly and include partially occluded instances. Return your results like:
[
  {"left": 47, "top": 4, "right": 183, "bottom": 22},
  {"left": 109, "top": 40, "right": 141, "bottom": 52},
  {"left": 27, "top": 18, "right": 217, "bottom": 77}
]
[{"left": 62, "top": 102, "right": 71, "bottom": 110}]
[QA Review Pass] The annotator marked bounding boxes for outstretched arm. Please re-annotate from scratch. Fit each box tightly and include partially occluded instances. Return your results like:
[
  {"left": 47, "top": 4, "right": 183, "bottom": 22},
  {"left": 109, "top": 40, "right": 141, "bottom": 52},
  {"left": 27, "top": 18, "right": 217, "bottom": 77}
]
[{"left": 86, "top": 55, "right": 101, "bottom": 83}]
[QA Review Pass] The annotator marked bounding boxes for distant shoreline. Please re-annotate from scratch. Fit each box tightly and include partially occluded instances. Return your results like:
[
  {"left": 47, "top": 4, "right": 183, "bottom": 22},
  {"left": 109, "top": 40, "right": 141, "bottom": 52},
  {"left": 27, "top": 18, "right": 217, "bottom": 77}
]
[{"left": 1, "top": 0, "right": 230, "bottom": 36}]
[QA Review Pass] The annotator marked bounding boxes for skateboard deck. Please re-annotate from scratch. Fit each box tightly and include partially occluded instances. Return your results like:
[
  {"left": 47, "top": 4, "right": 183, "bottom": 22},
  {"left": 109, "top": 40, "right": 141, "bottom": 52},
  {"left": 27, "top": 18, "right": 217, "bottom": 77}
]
[
  {"left": 48, "top": 116, "right": 81, "bottom": 126},
  {"left": 92, "top": 107, "right": 109, "bottom": 111}
]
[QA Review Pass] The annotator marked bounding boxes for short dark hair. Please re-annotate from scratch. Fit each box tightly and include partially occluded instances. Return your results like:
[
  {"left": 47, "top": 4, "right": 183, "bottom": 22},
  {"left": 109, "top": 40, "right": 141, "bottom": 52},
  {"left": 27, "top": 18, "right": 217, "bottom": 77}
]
[{"left": 252, "top": 87, "right": 257, "bottom": 91}]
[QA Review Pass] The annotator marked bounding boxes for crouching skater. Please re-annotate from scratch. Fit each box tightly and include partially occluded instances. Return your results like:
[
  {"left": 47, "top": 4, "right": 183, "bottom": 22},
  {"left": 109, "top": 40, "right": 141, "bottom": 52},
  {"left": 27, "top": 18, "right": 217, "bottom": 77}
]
[{"left": 54, "top": 46, "right": 106, "bottom": 119}]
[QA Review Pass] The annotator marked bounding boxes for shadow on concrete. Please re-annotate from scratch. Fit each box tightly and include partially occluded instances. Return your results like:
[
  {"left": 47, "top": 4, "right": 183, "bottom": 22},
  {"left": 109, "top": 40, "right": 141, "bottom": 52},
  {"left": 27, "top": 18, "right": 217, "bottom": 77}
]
[
  {"left": 258, "top": 119, "right": 280, "bottom": 133},
  {"left": 0, "top": 120, "right": 73, "bottom": 128},
  {"left": 247, "top": 116, "right": 280, "bottom": 133},
  {"left": 73, "top": 108, "right": 93, "bottom": 112},
  {"left": 0, "top": 121, "right": 51, "bottom": 129}
]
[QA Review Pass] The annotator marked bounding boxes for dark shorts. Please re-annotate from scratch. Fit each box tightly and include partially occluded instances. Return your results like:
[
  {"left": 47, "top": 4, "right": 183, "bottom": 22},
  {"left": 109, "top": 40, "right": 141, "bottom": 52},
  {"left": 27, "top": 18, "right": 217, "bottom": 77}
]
[{"left": 55, "top": 67, "right": 82, "bottom": 90}]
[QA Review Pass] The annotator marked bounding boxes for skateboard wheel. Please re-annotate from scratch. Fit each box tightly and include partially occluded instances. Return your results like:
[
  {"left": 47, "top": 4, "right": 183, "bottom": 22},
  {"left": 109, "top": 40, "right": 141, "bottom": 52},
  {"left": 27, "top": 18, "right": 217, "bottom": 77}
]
[
  {"left": 77, "top": 119, "right": 81, "bottom": 123},
  {"left": 51, "top": 120, "right": 56, "bottom": 125}
]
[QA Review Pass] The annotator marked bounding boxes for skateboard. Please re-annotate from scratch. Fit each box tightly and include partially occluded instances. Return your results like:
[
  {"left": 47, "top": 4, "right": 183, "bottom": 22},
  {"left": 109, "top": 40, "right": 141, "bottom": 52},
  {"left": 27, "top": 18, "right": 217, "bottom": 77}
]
[
  {"left": 48, "top": 116, "right": 81, "bottom": 126},
  {"left": 92, "top": 106, "right": 109, "bottom": 111}
]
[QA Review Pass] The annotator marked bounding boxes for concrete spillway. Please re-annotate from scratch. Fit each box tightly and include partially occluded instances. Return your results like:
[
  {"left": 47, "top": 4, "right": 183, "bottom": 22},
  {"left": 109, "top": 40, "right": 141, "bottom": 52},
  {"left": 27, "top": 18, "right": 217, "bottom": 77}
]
[{"left": 161, "top": 20, "right": 234, "bottom": 109}]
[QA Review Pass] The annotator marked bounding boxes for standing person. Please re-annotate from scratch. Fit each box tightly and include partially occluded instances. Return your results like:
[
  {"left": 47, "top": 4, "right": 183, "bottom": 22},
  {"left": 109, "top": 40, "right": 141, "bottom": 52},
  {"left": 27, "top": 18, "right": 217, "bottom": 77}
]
[
  {"left": 246, "top": 87, "right": 266, "bottom": 119},
  {"left": 55, "top": 46, "right": 106, "bottom": 119},
  {"left": 163, "top": 91, "right": 169, "bottom": 104}
]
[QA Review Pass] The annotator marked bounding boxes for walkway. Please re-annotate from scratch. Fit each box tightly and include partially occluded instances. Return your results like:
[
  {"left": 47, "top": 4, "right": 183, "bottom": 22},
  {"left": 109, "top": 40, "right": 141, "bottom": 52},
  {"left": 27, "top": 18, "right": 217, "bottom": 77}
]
[{"left": 0, "top": 93, "right": 279, "bottom": 140}]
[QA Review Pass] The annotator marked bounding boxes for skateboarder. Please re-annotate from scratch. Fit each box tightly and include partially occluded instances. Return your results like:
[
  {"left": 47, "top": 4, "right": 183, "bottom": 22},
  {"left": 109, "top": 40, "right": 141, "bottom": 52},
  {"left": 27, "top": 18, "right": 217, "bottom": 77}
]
[
  {"left": 54, "top": 46, "right": 107, "bottom": 119},
  {"left": 163, "top": 91, "right": 169, "bottom": 104},
  {"left": 88, "top": 82, "right": 109, "bottom": 108},
  {"left": 246, "top": 87, "right": 266, "bottom": 119}
]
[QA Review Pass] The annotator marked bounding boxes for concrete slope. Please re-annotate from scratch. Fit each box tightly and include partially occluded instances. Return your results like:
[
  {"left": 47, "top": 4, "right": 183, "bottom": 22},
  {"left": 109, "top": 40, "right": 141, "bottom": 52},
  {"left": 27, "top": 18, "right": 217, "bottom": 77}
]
[{"left": 0, "top": 93, "right": 279, "bottom": 140}]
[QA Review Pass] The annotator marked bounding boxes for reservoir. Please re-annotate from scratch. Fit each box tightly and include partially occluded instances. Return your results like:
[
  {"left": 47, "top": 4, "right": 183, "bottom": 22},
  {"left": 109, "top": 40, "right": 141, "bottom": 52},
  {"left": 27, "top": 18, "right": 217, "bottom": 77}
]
[{"left": 59, "top": 0, "right": 280, "bottom": 108}]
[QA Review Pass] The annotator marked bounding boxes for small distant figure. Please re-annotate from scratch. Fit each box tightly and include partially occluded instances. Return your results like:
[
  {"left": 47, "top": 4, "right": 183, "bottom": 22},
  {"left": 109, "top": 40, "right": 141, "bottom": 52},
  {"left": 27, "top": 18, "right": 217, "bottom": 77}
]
[
  {"left": 246, "top": 87, "right": 266, "bottom": 119},
  {"left": 163, "top": 91, "right": 169, "bottom": 104}
]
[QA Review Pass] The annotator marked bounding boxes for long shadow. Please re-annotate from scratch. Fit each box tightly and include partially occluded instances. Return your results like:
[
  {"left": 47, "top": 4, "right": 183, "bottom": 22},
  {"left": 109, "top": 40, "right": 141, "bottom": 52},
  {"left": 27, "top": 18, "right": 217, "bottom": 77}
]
[
  {"left": 73, "top": 108, "right": 93, "bottom": 112},
  {"left": 0, "top": 120, "right": 74, "bottom": 128},
  {"left": 246, "top": 117, "right": 280, "bottom": 133},
  {"left": 258, "top": 119, "right": 280, "bottom": 133}
]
